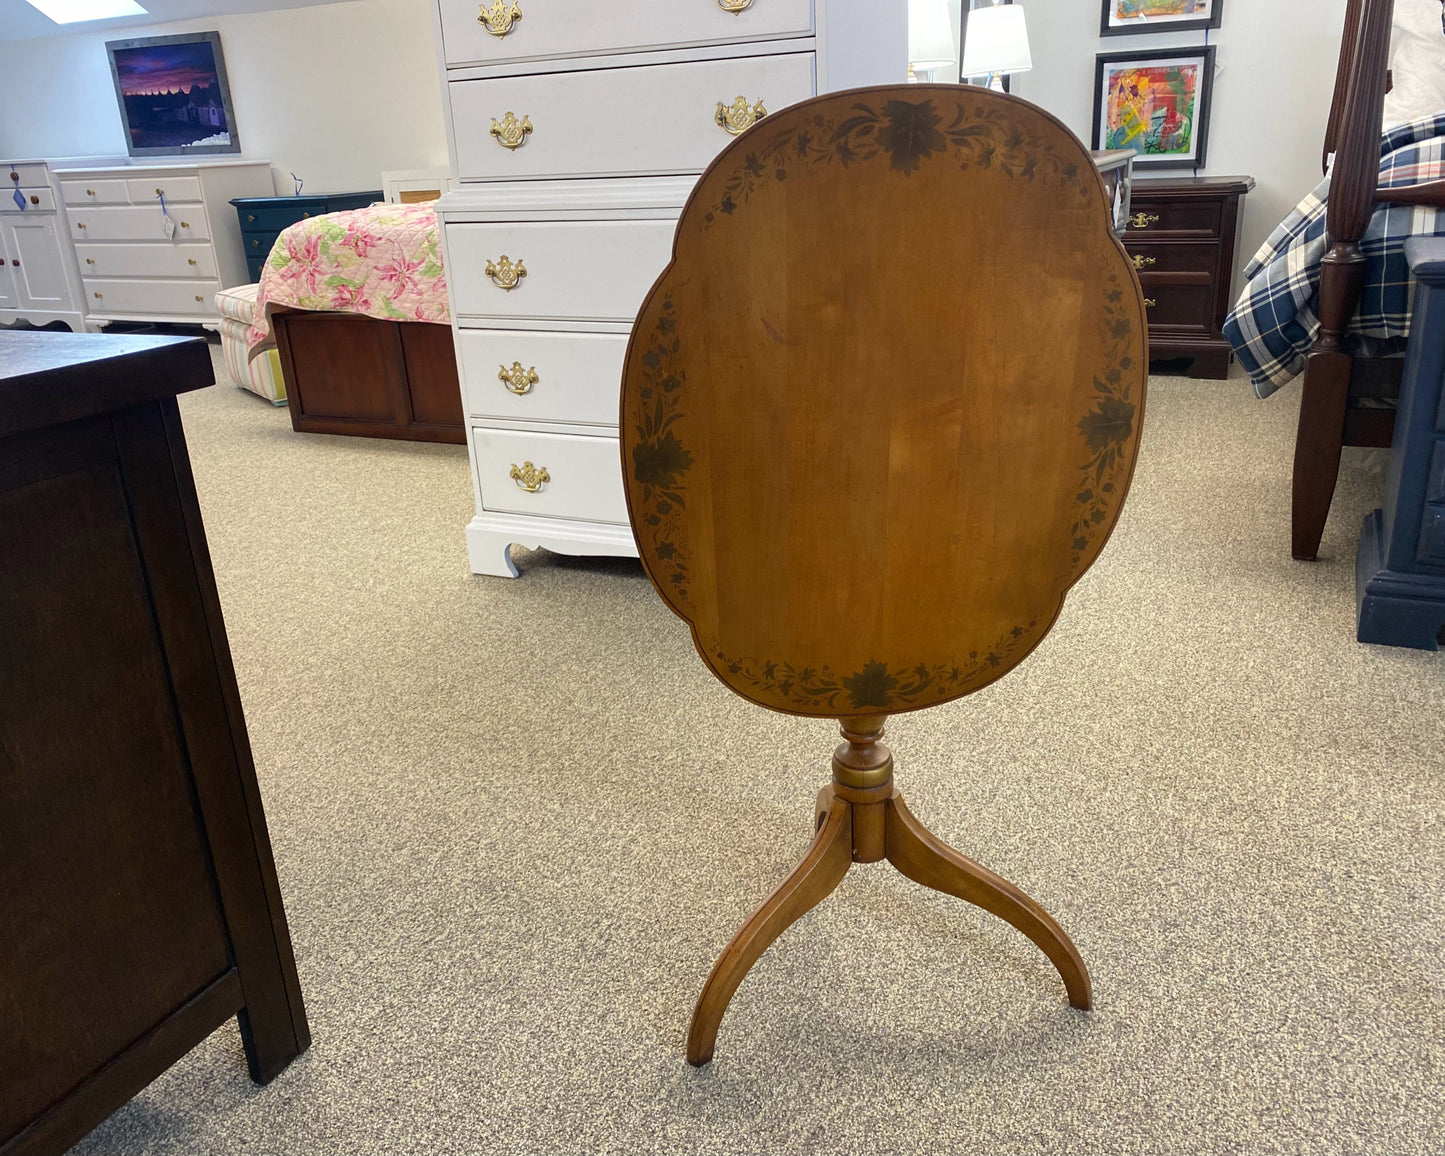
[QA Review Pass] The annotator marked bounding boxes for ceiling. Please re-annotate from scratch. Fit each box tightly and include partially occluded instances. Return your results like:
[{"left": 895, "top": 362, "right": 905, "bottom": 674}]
[{"left": 0, "top": 0, "right": 346, "bottom": 41}]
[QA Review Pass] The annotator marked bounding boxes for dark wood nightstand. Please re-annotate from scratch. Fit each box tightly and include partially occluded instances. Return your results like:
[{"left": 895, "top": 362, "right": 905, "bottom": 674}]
[{"left": 1123, "top": 175, "right": 1254, "bottom": 379}]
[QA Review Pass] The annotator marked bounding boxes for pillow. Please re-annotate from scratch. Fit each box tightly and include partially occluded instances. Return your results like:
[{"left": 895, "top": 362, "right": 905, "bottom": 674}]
[{"left": 1383, "top": 0, "right": 1445, "bottom": 126}]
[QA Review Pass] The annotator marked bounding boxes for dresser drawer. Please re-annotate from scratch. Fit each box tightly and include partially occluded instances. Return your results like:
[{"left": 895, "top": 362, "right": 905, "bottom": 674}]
[
  {"left": 458, "top": 328, "right": 628, "bottom": 426},
  {"left": 450, "top": 51, "right": 815, "bottom": 181},
  {"left": 446, "top": 219, "right": 675, "bottom": 321},
  {"left": 1127, "top": 242, "right": 1219, "bottom": 276},
  {"left": 126, "top": 176, "right": 202, "bottom": 204},
  {"left": 86, "top": 277, "right": 221, "bottom": 316},
  {"left": 237, "top": 203, "right": 322, "bottom": 232},
  {"left": 474, "top": 428, "right": 628, "bottom": 523},
  {"left": 76, "top": 242, "right": 217, "bottom": 279},
  {"left": 69, "top": 206, "right": 210, "bottom": 242},
  {"left": 1142, "top": 283, "right": 1214, "bottom": 332},
  {"left": 1, "top": 187, "right": 56, "bottom": 213},
  {"left": 243, "top": 232, "right": 281, "bottom": 262},
  {"left": 1125, "top": 198, "right": 1222, "bottom": 239},
  {"left": 61, "top": 179, "right": 130, "bottom": 206},
  {"left": 5, "top": 163, "right": 52, "bottom": 188},
  {"left": 439, "top": 0, "right": 813, "bottom": 68}
]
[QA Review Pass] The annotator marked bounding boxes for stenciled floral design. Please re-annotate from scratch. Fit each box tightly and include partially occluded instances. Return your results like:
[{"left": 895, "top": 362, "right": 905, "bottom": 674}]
[
  {"left": 629, "top": 295, "right": 694, "bottom": 602},
  {"left": 246, "top": 200, "right": 449, "bottom": 360},
  {"left": 1070, "top": 273, "right": 1139, "bottom": 567},
  {"left": 702, "top": 94, "right": 1093, "bottom": 228},
  {"left": 711, "top": 621, "right": 1040, "bottom": 713}
]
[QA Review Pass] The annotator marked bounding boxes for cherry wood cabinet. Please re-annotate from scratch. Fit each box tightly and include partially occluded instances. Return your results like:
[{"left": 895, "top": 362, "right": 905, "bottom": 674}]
[
  {"left": 0, "top": 332, "right": 308, "bottom": 1156},
  {"left": 1123, "top": 175, "right": 1254, "bottom": 379}
]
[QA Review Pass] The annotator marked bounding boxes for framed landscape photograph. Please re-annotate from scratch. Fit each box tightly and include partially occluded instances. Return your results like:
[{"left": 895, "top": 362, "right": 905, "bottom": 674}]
[
  {"left": 1100, "top": 0, "right": 1223, "bottom": 37},
  {"left": 1092, "top": 46, "right": 1215, "bottom": 170},
  {"left": 106, "top": 32, "right": 241, "bottom": 157}
]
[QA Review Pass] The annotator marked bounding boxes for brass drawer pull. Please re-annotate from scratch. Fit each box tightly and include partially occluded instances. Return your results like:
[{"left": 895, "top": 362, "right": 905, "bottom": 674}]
[
  {"left": 478, "top": 0, "right": 521, "bottom": 35},
  {"left": 1132, "top": 254, "right": 1156, "bottom": 270},
  {"left": 509, "top": 461, "right": 549, "bottom": 493},
  {"left": 76, "top": 222, "right": 86, "bottom": 229},
  {"left": 85, "top": 188, "right": 96, "bottom": 196},
  {"left": 1144, "top": 297, "right": 1157, "bottom": 308},
  {"left": 247, "top": 214, "right": 256, "bottom": 222},
  {"left": 85, "top": 257, "right": 95, "bottom": 265},
  {"left": 716, "top": 96, "right": 767, "bottom": 135},
  {"left": 491, "top": 111, "right": 533, "bottom": 150},
  {"left": 155, "top": 187, "right": 164, "bottom": 195},
  {"left": 93, "top": 291, "right": 102, "bottom": 298},
  {"left": 486, "top": 255, "right": 526, "bottom": 290},
  {"left": 1130, "top": 212, "right": 1161, "bottom": 230},
  {"left": 188, "top": 258, "right": 198, "bottom": 265},
  {"left": 194, "top": 295, "right": 204, "bottom": 302},
  {"left": 718, "top": 0, "right": 753, "bottom": 10},
  {"left": 179, "top": 221, "right": 190, "bottom": 228},
  {"left": 500, "top": 361, "right": 539, "bottom": 395}
]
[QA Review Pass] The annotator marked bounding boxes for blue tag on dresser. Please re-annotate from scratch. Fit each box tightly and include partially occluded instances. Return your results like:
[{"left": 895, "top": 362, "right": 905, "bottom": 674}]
[{"left": 11, "top": 186, "right": 23, "bottom": 210}]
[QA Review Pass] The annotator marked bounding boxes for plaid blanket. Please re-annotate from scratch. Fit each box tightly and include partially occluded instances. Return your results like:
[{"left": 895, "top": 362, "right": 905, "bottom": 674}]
[{"left": 1224, "top": 114, "right": 1445, "bottom": 398}]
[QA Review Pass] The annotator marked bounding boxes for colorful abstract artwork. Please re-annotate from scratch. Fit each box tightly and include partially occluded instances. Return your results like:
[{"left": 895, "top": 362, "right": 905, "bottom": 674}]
[
  {"left": 1101, "top": 0, "right": 1222, "bottom": 36},
  {"left": 1092, "top": 48, "right": 1215, "bottom": 169}
]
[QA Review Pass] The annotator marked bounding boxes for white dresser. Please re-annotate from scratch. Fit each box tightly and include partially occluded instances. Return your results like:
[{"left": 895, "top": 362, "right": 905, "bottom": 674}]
[
  {"left": 55, "top": 161, "right": 272, "bottom": 329},
  {"left": 0, "top": 160, "right": 86, "bottom": 332},
  {"left": 431, "top": 0, "right": 908, "bottom": 576}
]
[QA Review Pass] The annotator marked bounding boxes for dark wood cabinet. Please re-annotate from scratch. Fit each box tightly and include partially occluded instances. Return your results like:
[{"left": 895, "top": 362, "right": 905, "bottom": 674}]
[
  {"left": 1123, "top": 175, "right": 1254, "bottom": 379},
  {"left": 0, "top": 332, "right": 308, "bottom": 1156},
  {"left": 231, "top": 190, "right": 382, "bottom": 283}
]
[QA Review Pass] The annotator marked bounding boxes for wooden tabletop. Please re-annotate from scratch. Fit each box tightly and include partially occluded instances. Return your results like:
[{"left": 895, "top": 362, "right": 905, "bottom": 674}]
[{"left": 0, "top": 332, "right": 213, "bottom": 440}]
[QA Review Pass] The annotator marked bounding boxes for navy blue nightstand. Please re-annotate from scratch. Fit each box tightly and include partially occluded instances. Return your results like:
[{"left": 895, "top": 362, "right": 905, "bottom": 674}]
[
  {"left": 1355, "top": 236, "right": 1445, "bottom": 650},
  {"left": 231, "top": 191, "right": 382, "bottom": 283}
]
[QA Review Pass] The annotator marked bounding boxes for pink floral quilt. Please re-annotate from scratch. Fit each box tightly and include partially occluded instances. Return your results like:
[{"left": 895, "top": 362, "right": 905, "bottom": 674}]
[{"left": 247, "top": 200, "right": 449, "bottom": 358}]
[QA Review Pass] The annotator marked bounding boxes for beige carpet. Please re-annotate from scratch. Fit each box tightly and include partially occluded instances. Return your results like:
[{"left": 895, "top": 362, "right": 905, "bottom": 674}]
[{"left": 71, "top": 351, "right": 1444, "bottom": 1155}]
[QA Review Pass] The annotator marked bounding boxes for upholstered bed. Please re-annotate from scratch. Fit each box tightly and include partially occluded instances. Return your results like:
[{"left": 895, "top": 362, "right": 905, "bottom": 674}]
[{"left": 247, "top": 201, "right": 463, "bottom": 444}]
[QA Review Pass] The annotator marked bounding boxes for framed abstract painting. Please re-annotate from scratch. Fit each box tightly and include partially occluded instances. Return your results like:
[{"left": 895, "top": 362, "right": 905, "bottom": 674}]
[
  {"left": 1100, "top": 0, "right": 1223, "bottom": 36},
  {"left": 1092, "top": 47, "right": 1215, "bottom": 170}
]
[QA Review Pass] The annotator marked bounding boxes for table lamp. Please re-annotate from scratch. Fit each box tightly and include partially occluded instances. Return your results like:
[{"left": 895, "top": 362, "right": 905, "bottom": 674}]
[
  {"left": 961, "top": 1, "right": 1032, "bottom": 91},
  {"left": 908, "top": 0, "right": 958, "bottom": 81}
]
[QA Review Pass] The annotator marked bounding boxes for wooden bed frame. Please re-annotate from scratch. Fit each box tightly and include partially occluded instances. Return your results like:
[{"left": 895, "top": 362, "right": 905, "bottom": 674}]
[
  {"left": 1293, "top": 0, "right": 1445, "bottom": 559},
  {"left": 271, "top": 308, "right": 465, "bottom": 445}
]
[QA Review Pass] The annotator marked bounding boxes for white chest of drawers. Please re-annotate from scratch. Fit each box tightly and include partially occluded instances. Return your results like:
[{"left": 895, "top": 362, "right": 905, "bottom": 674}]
[
  {"left": 0, "top": 160, "right": 86, "bottom": 332},
  {"left": 432, "top": 1, "right": 908, "bottom": 578},
  {"left": 55, "top": 160, "right": 272, "bottom": 329}
]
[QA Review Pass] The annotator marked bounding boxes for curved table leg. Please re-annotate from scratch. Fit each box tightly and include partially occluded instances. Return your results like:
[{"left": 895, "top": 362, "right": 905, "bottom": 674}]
[
  {"left": 884, "top": 792, "right": 1092, "bottom": 1010},
  {"left": 687, "top": 795, "right": 853, "bottom": 1066}
]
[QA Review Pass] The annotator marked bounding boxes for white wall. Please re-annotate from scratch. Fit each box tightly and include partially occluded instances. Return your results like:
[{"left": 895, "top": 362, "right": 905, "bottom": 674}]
[
  {"left": 1007, "top": 0, "right": 1347, "bottom": 271},
  {"left": 0, "top": 0, "right": 448, "bottom": 195}
]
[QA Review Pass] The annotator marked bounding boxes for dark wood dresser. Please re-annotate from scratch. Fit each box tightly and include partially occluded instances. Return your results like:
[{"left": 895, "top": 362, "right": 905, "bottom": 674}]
[
  {"left": 1123, "top": 175, "right": 1254, "bottom": 379},
  {"left": 0, "top": 333, "right": 308, "bottom": 1156}
]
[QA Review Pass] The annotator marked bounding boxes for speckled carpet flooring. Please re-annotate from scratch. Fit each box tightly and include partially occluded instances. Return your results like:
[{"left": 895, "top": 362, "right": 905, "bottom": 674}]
[{"left": 69, "top": 349, "right": 1444, "bottom": 1155}]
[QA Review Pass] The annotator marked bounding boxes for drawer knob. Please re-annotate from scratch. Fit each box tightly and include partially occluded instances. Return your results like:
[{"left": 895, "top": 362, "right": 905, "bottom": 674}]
[
  {"left": 8, "top": 172, "right": 17, "bottom": 181},
  {"left": 1144, "top": 297, "right": 1157, "bottom": 308},
  {"left": 251, "top": 239, "right": 260, "bottom": 247},
  {"left": 1132, "top": 254, "right": 1156, "bottom": 270},
  {"left": 76, "top": 222, "right": 86, "bottom": 228},
  {"left": 85, "top": 257, "right": 95, "bottom": 264},
  {"left": 180, "top": 221, "right": 190, "bottom": 228},
  {"left": 1129, "top": 212, "right": 1160, "bottom": 230},
  {"left": 499, "top": 361, "right": 540, "bottom": 395},
  {"left": 247, "top": 214, "right": 256, "bottom": 222},
  {"left": 716, "top": 95, "right": 767, "bottom": 136},
  {"left": 717, "top": 0, "right": 754, "bottom": 11},
  {"left": 188, "top": 258, "right": 198, "bottom": 265},
  {"left": 28, "top": 195, "right": 38, "bottom": 205},
  {"left": 155, "top": 187, "right": 164, "bottom": 196},
  {"left": 93, "top": 291, "right": 102, "bottom": 298},
  {"left": 478, "top": 0, "right": 521, "bottom": 36},
  {"left": 10, "top": 259, "right": 17, "bottom": 267},
  {"left": 509, "top": 461, "right": 549, "bottom": 493},
  {"left": 85, "top": 188, "right": 96, "bottom": 196},
  {"left": 485, "top": 254, "right": 526, "bottom": 290},
  {"left": 195, "top": 295, "right": 204, "bottom": 302},
  {"left": 490, "top": 111, "right": 533, "bottom": 151}
]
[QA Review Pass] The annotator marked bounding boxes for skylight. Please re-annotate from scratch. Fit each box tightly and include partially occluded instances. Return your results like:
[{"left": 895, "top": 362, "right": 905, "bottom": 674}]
[{"left": 23, "top": 0, "right": 147, "bottom": 23}]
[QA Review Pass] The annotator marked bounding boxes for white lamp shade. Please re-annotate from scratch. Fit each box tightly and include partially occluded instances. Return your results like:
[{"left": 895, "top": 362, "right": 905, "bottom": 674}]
[
  {"left": 961, "top": 3, "right": 1032, "bottom": 77},
  {"left": 908, "top": 0, "right": 958, "bottom": 73}
]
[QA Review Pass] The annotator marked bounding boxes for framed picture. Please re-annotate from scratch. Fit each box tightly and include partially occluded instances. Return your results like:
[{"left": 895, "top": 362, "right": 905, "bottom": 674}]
[
  {"left": 1100, "top": 0, "right": 1223, "bottom": 36},
  {"left": 106, "top": 32, "right": 241, "bottom": 157},
  {"left": 1092, "top": 47, "right": 1215, "bottom": 170}
]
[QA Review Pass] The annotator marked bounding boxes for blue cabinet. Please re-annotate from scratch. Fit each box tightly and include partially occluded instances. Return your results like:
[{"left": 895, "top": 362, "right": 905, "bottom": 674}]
[
  {"left": 230, "top": 191, "right": 382, "bottom": 284},
  {"left": 1355, "top": 237, "right": 1445, "bottom": 649}
]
